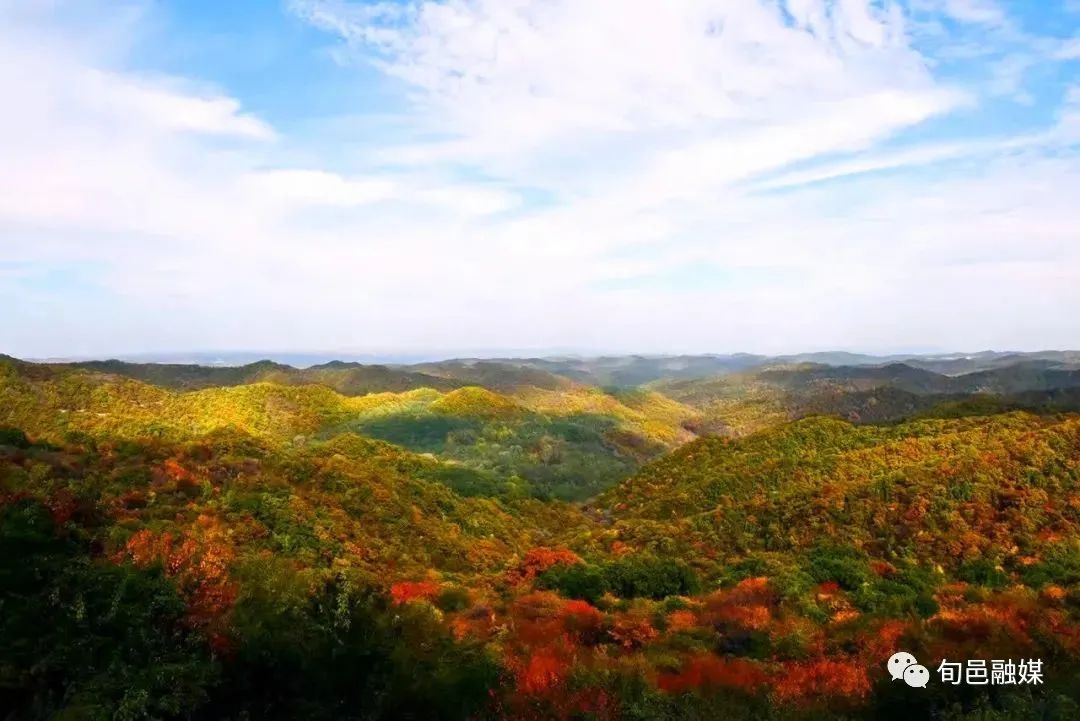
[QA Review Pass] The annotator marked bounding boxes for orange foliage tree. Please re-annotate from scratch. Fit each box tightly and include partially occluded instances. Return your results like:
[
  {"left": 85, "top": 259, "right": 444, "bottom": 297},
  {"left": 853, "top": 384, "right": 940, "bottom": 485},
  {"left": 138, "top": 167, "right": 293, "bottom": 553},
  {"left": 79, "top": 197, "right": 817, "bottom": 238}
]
[
  {"left": 506, "top": 547, "right": 583, "bottom": 585},
  {"left": 390, "top": 580, "right": 441, "bottom": 605}
]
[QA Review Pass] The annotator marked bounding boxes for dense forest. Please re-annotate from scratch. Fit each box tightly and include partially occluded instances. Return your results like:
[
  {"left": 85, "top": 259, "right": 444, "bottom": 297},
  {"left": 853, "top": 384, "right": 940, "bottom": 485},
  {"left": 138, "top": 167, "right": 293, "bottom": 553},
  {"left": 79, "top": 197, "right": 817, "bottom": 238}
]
[{"left": 1, "top": 352, "right": 1078, "bottom": 720}]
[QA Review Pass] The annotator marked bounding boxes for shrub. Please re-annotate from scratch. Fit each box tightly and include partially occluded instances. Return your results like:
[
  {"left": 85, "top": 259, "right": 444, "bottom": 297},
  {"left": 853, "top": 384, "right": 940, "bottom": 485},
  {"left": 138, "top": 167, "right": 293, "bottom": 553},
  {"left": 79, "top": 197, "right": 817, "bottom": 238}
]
[
  {"left": 538, "top": 563, "right": 609, "bottom": 604},
  {"left": 1021, "top": 545, "right": 1080, "bottom": 589},
  {"left": 957, "top": 559, "right": 1010, "bottom": 589},
  {"left": 538, "top": 556, "right": 700, "bottom": 602},
  {"left": 436, "top": 586, "right": 472, "bottom": 612},
  {"left": 806, "top": 547, "right": 872, "bottom": 591},
  {"left": 0, "top": 426, "right": 30, "bottom": 448},
  {"left": 604, "top": 556, "right": 701, "bottom": 600}
]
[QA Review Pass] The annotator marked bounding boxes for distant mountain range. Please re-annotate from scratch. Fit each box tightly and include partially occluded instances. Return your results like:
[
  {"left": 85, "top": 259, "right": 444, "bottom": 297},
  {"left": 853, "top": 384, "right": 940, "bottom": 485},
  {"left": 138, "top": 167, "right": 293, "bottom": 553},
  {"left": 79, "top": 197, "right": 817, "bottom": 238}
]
[
  {"left": 15, "top": 349, "right": 1080, "bottom": 386},
  {"left": 6, "top": 349, "right": 1080, "bottom": 494}
]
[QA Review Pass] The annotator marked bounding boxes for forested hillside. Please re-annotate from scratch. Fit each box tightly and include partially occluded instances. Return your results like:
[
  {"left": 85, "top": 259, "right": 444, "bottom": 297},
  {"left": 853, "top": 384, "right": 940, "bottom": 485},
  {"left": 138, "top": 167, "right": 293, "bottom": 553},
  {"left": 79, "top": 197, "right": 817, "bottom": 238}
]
[
  {"left": 654, "top": 362, "right": 1080, "bottom": 435},
  {"left": 0, "top": 354, "right": 464, "bottom": 395},
  {"left": 2, "top": 353, "right": 1079, "bottom": 720},
  {"left": 0, "top": 356, "right": 697, "bottom": 501}
]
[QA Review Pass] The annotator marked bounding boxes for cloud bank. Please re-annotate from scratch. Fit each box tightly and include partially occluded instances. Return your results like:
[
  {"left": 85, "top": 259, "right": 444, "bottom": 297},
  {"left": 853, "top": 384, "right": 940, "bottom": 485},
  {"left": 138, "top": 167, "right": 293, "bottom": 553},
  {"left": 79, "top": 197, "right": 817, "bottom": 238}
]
[{"left": 1, "top": 0, "right": 1078, "bottom": 357}]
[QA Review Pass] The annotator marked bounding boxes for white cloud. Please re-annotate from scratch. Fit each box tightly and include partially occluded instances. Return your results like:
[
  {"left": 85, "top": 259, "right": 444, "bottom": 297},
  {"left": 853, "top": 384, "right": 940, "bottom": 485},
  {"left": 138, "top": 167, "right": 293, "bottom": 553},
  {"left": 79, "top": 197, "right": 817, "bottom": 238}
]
[
  {"left": 1054, "top": 36, "right": 1080, "bottom": 60},
  {"left": 248, "top": 169, "right": 398, "bottom": 206},
  {"left": 89, "top": 71, "right": 278, "bottom": 140},
  {"left": 939, "top": 0, "right": 1007, "bottom": 26},
  {"left": 244, "top": 169, "right": 518, "bottom": 215},
  {"left": 1, "top": 1, "right": 1079, "bottom": 357},
  {"left": 292, "top": 0, "right": 944, "bottom": 156}
]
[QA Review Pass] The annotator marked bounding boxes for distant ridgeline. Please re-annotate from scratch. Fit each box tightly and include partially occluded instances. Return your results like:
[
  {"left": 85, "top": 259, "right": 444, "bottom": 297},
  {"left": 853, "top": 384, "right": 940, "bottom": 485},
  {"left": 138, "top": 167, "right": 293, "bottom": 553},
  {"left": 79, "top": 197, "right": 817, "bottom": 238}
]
[{"left": 1, "top": 350, "right": 1079, "bottom": 720}]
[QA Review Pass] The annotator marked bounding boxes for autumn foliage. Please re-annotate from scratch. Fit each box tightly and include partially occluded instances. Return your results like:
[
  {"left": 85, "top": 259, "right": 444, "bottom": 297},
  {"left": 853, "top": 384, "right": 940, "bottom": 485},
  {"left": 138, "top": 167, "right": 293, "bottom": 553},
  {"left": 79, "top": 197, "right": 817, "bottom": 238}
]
[
  {"left": 122, "top": 521, "right": 237, "bottom": 649},
  {"left": 658, "top": 655, "right": 768, "bottom": 694},
  {"left": 773, "top": 659, "right": 872, "bottom": 704},
  {"left": 390, "top": 580, "right": 441, "bottom": 605},
  {"left": 506, "top": 546, "right": 583, "bottom": 585},
  {"left": 2, "top": 354, "right": 1080, "bottom": 721}
]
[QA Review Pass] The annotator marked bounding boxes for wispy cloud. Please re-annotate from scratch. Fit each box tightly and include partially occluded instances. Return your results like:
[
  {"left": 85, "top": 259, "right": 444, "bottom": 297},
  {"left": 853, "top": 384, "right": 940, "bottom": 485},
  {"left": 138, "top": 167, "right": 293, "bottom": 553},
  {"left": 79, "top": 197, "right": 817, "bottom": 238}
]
[
  {"left": 938, "top": 0, "right": 1008, "bottom": 26},
  {"left": 1054, "top": 36, "right": 1080, "bottom": 60},
  {"left": 1, "top": 1, "right": 1078, "bottom": 356}
]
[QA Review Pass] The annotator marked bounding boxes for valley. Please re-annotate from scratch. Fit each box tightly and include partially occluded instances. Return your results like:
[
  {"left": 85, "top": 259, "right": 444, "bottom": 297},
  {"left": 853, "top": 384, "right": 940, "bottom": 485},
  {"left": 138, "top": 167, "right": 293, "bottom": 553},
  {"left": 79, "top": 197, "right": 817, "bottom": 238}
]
[{"left": 1, "top": 351, "right": 1079, "bottom": 720}]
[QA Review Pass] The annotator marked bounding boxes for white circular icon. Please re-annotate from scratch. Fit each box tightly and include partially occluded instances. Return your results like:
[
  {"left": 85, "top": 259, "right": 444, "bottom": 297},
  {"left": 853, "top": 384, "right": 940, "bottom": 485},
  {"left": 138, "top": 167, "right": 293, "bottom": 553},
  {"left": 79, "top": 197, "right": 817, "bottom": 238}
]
[
  {"left": 887, "top": 651, "right": 918, "bottom": 681},
  {"left": 903, "top": 664, "right": 930, "bottom": 688}
]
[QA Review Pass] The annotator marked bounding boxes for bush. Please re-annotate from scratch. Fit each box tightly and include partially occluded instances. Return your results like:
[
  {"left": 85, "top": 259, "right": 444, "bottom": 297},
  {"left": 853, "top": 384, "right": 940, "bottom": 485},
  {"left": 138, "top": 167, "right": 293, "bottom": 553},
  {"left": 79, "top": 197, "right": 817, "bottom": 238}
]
[
  {"left": 0, "top": 500, "right": 216, "bottom": 720},
  {"left": 539, "top": 556, "right": 700, "bottom": 602},
  {"left": 604, "top": 556, "right": 701, "bottom": 599},
  {"left": 538, "top": 563, "right": 609, "bottom": 604},
  {"left": 806, "top": 546, "right": 871, "bottom": 591},
  {"left": 957, "top": 559, "right": 1009, "bottom": 589},
  {"left": 211, "top": 576, "right": 503, "bottom": 721},
  {"left": 436, "top": 586, "right": 472, "bottom": 612},
  {"left": 1021, "top": 545, "right": 1080, "bottom": 589},
  {"left": 853, "top": 564, "right": 940, "bottom": 618},
  {"left": 0, "top": 426, "right": 31, "bottom": 448}
]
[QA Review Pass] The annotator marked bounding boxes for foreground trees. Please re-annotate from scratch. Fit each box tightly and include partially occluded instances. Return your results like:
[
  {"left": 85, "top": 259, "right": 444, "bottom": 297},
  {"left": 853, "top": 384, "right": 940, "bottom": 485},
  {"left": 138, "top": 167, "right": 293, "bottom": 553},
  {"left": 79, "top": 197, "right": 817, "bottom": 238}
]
[{"left": 1, "top": 407, "right": 1079, "bottom": 720}]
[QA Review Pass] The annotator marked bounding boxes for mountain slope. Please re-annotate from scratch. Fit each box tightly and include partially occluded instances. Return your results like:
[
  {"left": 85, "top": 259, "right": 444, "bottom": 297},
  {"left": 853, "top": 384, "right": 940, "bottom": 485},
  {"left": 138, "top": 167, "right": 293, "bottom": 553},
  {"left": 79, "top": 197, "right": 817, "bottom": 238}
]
[
  {"left": 655, "top": 362, "right": 1080, "bottom": 434},
  {"left": 0, "top": 362, "right": 694, "bottom": 501},
  {"left": 3, "top": 358, "right": 1080, "bottom": 720},
  {"left": 1, "top": 355, "right": 463, "bottom": 395},
  {"left": 597, "top": 412, "right": 1080, "bottom": 585}
]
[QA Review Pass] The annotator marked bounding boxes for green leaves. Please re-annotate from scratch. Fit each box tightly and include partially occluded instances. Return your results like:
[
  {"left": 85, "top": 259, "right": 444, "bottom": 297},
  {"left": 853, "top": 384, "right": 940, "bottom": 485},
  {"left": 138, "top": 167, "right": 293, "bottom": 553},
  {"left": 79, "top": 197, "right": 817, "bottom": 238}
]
[
  {"left": 0, "top": 500, "right": 216, "bottom": 721},
  {"left": 538, "top": 556, "right": 700, "bottom": 603}
]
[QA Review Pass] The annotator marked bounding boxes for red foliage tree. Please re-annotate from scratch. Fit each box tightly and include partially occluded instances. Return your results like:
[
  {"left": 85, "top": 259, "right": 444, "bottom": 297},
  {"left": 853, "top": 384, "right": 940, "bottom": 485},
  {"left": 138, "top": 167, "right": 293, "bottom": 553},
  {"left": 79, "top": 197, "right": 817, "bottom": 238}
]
[
  {"left": 658, "top": 654, "right": 768, "bottom": 694},
  {"left": 390, "top": 580, "right": 441, "bottom": 605},
  {"left": 121, "top": 517, "right": 237, "bottom": 651},
  {"left": 608, "top": 612, "right": 658, "bottom": 649},
  {"left": 774, "top": 659, "right": 871, "bottom": 704},
  {"left": 558, "top": 599, "right": 605, "bottom": 644},
  {"left": 506, "top": 547, "right": 583, "bottom": 585}
]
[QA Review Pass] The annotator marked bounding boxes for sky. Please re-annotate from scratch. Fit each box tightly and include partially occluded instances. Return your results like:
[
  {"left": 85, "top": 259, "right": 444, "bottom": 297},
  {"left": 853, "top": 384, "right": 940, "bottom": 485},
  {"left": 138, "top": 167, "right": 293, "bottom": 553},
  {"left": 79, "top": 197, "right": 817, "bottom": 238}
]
[{"left": 1, "top": 0, "right": 1078, "bottom": 359}]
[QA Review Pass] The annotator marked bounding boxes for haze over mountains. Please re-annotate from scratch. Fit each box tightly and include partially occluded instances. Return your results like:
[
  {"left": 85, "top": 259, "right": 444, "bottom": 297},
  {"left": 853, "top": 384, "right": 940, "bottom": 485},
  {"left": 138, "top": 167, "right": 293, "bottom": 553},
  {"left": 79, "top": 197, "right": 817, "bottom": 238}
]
[{"left": 27, "top": 349, "right": 1080, "bottom": 374}]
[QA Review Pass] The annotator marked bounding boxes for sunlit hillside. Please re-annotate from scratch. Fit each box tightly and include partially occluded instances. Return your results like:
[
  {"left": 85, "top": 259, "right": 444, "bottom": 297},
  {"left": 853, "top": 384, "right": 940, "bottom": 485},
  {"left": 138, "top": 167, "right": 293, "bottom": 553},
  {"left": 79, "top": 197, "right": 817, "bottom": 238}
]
[{"left": 3, "top": 351, "right": 1080, "bottom": 720}]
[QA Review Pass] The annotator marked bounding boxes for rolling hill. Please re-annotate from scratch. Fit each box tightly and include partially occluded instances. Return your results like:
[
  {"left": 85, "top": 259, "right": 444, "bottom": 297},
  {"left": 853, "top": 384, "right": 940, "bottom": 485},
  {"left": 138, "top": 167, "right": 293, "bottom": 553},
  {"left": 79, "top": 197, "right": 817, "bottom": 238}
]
[
  {"left": 1, "top": 355, "right": 465, "bottom": 395},
  {"left": 3, "top": 351, "right": 1080, "bottom": 720},
  {"left": 0, "top": 357, "right": 696, "bottom": 501},
  {"left": 654, "top": 362, "right": 1080, "bottom": 434}
]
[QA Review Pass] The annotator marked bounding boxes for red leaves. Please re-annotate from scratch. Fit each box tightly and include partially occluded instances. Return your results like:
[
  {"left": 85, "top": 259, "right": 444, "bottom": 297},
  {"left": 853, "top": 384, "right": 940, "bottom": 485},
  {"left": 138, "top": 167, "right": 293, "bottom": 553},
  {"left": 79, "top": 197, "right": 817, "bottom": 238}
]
[
  {"left": 123, "top": 529, "right": 173, "bottom": 567},
  {"left": 1042, "top": 584, "right": 1067, "bottom": 603},
  {"left": 163, "top": 457, "right": 194, "bottom": 483},
  {"left": 508, "top": 591, "right": 568, "bottom": 646},
  {"left": 558, "top": 599, "right": 604, "bottom": 644},
  {"left": 666, "top": 609, "right": 697, "bottom": 632},
  {"left": 702, "top": 576, "right": 778, "bottom": 632},
  {"left": 44, "top": 490, "right": 77, "bottom": 525},
  {"left": 506, "top": 547, "right": 583, "bottom": 585},
  {"left": 864, "top": 619, "right": 909, "bottom": 663},
  {"left": 774, "top": 659, "right": 871, "bottom": 704},
  {"left": 869, "top": 560, "right": 898, "bottom": 578},
  {"left": 121, "top": 521, "right": 237, "bottom": 650},
  {"left": 608, "top": 612, "right": 658, "bottom": 649},
  {"left": 390, "top": 580, "right": 441, "bottom": 605},
  {"left": 658, "top": 655, "right": 768, "bottom": 694},
  {"left": 816, "top": 580, "right": 841, "bottom": 597},
  {"left": 517, "top": 648, "right": 570, "bottom": 694},
  {"left": 500, "top": 649, "right": 616, "bottom": 721}
]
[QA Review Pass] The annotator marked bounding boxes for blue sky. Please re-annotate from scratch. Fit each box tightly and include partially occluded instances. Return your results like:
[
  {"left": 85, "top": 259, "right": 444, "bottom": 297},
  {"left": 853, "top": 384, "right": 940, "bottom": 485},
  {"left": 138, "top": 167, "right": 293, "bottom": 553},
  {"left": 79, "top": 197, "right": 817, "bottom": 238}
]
[{"left": 1, "top": 0, "right": 1078, "bottom": 358}]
